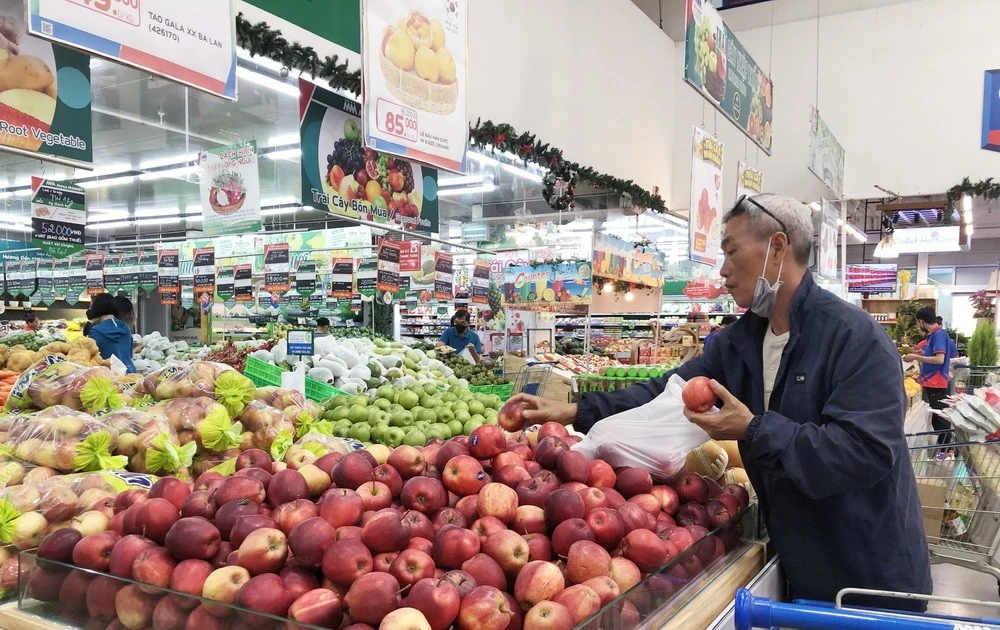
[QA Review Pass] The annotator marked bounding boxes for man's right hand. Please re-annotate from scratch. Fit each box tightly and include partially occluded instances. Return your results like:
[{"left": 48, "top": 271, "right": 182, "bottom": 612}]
[{"left": 508, "top": 393, "right": 577, "bottom": 426}]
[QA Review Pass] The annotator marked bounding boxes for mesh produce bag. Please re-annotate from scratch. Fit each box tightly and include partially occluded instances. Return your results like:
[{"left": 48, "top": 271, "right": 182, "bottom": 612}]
[
  {"left": 237, "top": 401, "right": 295, "bottom": 456},
  {"left": 139, "top": 361, "right": 255, "bottom": 417},
  {"left": 146, "top": 397, "right": 243, "bottom": 453},
  {"left": 0, "top": 406, "right": 125, "bottom": 473},
  {"left": 99, "top": 407, "right": 194, "bottom": 478},
  {"left": 4, "top": 357, "right": 123, "bottom": 413}
]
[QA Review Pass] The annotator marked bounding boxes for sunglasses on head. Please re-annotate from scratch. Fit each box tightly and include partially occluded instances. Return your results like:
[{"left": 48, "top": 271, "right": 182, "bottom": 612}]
[{"left": 729, "top": 194, "right": 788, "bottom": 234}]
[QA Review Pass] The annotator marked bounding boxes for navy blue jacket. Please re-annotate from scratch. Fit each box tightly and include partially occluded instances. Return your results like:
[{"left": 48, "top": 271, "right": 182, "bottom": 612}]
[
  {"left": 577, "top": 273, "right": 932, "bottom": 606},
  {"left": 89, "top": 318, "right": 136, "bottom": 374}
]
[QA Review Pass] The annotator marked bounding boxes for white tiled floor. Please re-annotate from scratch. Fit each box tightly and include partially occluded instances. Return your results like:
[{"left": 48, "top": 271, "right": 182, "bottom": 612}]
[{"left": 927, "top": 563, "right": 1000, "bottom": 620}]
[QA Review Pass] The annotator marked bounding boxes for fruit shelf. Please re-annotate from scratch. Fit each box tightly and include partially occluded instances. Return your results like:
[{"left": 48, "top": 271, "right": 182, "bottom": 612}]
[{"left": 7, "top": 504, "right": 761, "bottom": 630}]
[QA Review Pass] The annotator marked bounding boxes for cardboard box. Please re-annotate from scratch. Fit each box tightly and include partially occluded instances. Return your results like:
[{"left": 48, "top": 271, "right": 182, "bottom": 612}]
[{"left": 916, "top": 478, "right": 947, "bottom": 542}]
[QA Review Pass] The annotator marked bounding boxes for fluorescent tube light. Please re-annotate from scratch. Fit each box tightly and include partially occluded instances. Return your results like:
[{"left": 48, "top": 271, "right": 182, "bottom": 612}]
[
  {"left": 438, "top": 175, "right": 484, "bottom": 187},
  {"left": 266, "top": 148, "right": 301, "bottom": 161},
  {"left": 962, "top": 194, "right": 972, "bottom": 212},
  {"left": 139, "top": 154, "right": 197, "bottom": 170},
  {"left": 437, "top": 183, "right": 496, "bottom": 197},
  {"left": 262, "top": 196, "right": 298, "bottom": 206},
  {"left": 138, "top": 166, "right": 198, "bottom": 181},
  {"left": 267, "top": 133, "right": 299, "bottom": 147},
  {"left": 78, "top": 175, "right": 136, "bottom": 189},
  {"left": 502, "top": 163, "right": 543, "bottom": 183},
  {"left": 237, "top": 66, "right": 299, "bottom": 97},
  {"left": 0, "top": 223, "right": 31, "bottom": 233},
  {"left": 262, "top": 207, "right": 299, "bottom": 217}
]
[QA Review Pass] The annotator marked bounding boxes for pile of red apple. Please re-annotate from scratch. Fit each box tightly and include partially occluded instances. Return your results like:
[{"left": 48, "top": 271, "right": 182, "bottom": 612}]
[{"left": 20, "top": 421, "right": 749, "bottom": 630}]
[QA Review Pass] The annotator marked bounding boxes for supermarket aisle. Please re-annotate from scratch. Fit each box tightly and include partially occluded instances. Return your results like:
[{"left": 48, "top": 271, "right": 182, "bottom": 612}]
[{"left": 928, "top": 563, "right": 1000, "bottom": 619}]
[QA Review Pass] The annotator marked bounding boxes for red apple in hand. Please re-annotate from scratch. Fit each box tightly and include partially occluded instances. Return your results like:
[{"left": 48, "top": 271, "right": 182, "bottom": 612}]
[
  {"left": 682, "top": 376, "right": 715, "bottom": 412},
  {"left": 497, "top": 400, "right": 526, "bottom": 432}
]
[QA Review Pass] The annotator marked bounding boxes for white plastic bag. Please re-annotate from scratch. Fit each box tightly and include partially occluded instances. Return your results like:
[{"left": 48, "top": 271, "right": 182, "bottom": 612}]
[
  {"left": 459, "top": 347, "right": 476, "bottom": 364},
  {"left": 572, "top": 375, "right": 711, "bottom": 481}
]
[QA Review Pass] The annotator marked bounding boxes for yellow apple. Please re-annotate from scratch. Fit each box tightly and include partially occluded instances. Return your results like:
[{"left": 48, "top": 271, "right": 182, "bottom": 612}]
[
  {"left": 414, "top": 46, "right": 439, "bottom": 82},
  {"left": 366, "top": 443, "right": 391, "bottom": 464},
  {"left": 430, "top": 19, "right": 446, "bottom": 51},
  {"left": 437, "top": 48, "right": 456, "bottom": 84},
  {"left": 386, "top": 30, "right": 415, "bottom": 71}
]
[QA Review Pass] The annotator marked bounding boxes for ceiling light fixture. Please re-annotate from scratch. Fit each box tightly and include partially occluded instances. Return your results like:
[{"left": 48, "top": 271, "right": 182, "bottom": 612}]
[
  {"left": 139, "top": 153, "right": 197, "bottom": 170},
  {"left": 262, "top": 207, "right": 299, "bottom": 217},
  {"left": 962, "top": 194, "right": 972, "bottom": 212},
  {"left": 438, "top": 174, "right": 484, "bottom": 188},
  {"left": 265, "top": 148, "right": 301, "bottom": 161},
  {"left": 502, "top": 163, "right": 543, "bottom": 183},
  {"left": 138, "top": 166, "right": 198, "bottom": 181},
  {"left": 266, "top": 133, "right": 300, "bottom": 148},
  {"left": 237, "top": 66, "right": 299, "bottom": 97},
  {"left": 0, "top": 223, "right": 31, "bottom": 233},
  {"left": 872, "top": 234, "right": 898, "bottom": 259},
  {"left": 78, "top": 175, "right": 136, "bottom": 189},
  {"left": 437, "top": 182, "right": 497, "bottom": 198}
]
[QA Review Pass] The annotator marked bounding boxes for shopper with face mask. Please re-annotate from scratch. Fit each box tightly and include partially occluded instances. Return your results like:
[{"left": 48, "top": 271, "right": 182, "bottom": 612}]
[
  {"left": 438, "top": 308, "right": 481, "bottom": 362},
  {"left": 508, "top": 194, "right": 931, "bottom": 610},
  {"left": 903, "top": 307, "right": 955, "bottom": 443}
]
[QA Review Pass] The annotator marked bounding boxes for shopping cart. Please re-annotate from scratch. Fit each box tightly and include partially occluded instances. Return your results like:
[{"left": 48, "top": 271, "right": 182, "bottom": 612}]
[
  {"left": 734, "top": 587, "right": 1000, "bottom": 629},
  {"left": 510, "top": 364, "right": 553, "bottom": 397},
  {"left": 908, "top": 430, "right": 1000, "bottom": 593}
]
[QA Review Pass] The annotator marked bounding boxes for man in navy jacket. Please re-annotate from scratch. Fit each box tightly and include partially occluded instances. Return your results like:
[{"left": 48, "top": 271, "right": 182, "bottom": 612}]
[{"left": 511, "top": 194, "right": 932, "bottom": 609}]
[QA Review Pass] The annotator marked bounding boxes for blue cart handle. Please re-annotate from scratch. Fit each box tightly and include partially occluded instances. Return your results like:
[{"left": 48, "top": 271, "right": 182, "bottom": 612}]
[{"left": 735, "top": 588, "right": 1000, "bottom": 630}]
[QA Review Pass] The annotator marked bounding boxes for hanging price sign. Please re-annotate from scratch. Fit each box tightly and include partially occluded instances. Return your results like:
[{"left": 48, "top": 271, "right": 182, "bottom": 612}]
[
  {"left": 264, "top": 243, "right": 291, "bottom": 293},
  {"left": 295, "top": 261, "right": 317, "bottom": 297},
  {"left": 193, "top": 247, "right": 216, "bottom": 296},
  {"left": 85, "top": 253, "right": 105, "bottom": 295},
  {"left": 234, "top": 265, "right": 253, "bottom": 302}
]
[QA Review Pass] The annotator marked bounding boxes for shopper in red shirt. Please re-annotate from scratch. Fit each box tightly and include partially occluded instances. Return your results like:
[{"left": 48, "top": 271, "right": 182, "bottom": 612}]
[{"left": 903, "top": 307, "right": 955, "bottom": 443}]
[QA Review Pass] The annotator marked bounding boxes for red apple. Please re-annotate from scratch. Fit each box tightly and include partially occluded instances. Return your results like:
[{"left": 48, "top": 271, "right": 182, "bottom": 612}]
[
  {"left": 453, "top": 494, "right": 479, "bottom": 522},
  {"left": 471, "top": 515, "right": 507, "bottom": 544},
  {"left": 514, "top": 561, "right": 565, "bottom": 610},
  {"left": 432, "top": 527, "right": 480, "bottom": 570},
  {"left": 236, "top": 448, "right": 271, "bottom": 471},
  {"left": 516, "top": 472, "right": 558, "bottom": 509},
  {"left": 165, "top": 517, "right": 222, "bottom": 560},
  {"left": 72, "top": 532, "right": 118, "bottom": 572},
  {"left": 214, "top": 476, "right": 266, "bottom": 506},
  {"left": 186, "top": 604, "right": 231, "bottom": 630},
  {"left": 337, "top": 525, "right": 363, "bottom": 539},
  {"left": 615, "top": 468, "right": 653, "bottom": 498},
  {"left": 401, "top": 477, "right": 448, "bottom": 514},
  {"left": 608, "top": 556, "right": 641, "bottom": 593},
  {"left": 674, "top": 472, "right": 710, "bottom": 504},
  {"left": 492, "top": 451, "right": 523, "bottom": 471},
  {"left": 555, "top": 451, "right": 589, "bottom": 484},
  {"left": 38, "top": 528, "right": 82, "bottom": 563},
  {"left": 132, "top": 497, "right": 179, "bottom": 544},
  {"left": 210, "top": 541, "right": 233, "bottom": 569},
  {"left": 288, "top": 587, "right": 343, "bottom": 627},
  {"left": 457, "top": 585, "right": 515, "bottom": 630},
  {"left": 236, "top": 573, "right": 294, "bottom": 622},
  {"left": 389, "top": 548, "right": 435, "bottom": 587},
  {"left": 461, "top": 552, "right": 507, "bottom": 589},
  {"left": 373, "top": 464, "right": 404, "bottom": 498},
  {"left": 362, "top": 508, "right": 412, "bottom": 553},
  {"left": 627, "top": 493, "right": 661, "bottom": 517},
  {"left": 151, "top": 595, "right": 188, "bottom": 630},
  {"left": 114, "top": 583, "right": 158, "bottom": 629},
  {"left": 495, "top": 465, "right": 531, "bottom": 489},
  {"left": 538, "top": 422, "right": 570, "bottom": 441},
  {"left": 551, "top": 518, "right": 594, "bottom": 557},
  {"left": 722, "top": 483, "right": 750, "bottom": 510},
  {"left": 524, "top": 600, "right": 574, "bottom": 630},
  {"left": 388, "top": 445, "right": 427, "bottom": 479},
  {"left": 659, "top": 525, "right": 695, "bottom": 553},
  {"left": 478, "top": 483, "right": 518, "bottom": 524},
  {"left": 149, "top": 477, "right": 191, "bottom": 511},
  {"left": 273, "top": 498, "right": 319, "bottom": 535},
  {"left": 512, "top": 505, "right": 546, "bottom": 535},
  {"left": 585, "top": 507, "right": 625, "bottom": 550},
  {"left": 202, "top": 565, "right": 250, "bottom": 616},
  {"left": 566, "top": 540, "right": 611, "bottom": 584},
  {"left": 86, "top": 575, "right": 122, "bottom": 618},
  {"left": 677, "top": 502, "right": 711, "bottom": 528},
  {"left": 229, "top": 514, "right": 277, "bottom": 548},
  {"left": 482, "top": 529, "right": 530, "bottom": 576},
  {"left": 113, "top": 488, "right": 148, "bottom": 514},
  {"left": 357, "top": 480, "right": 394, "bottom": 512},
  {"left": 108, "top": 534, "right": 156, "bottom": 578},
  {"left": 577, "top": 487, "right": 608, "bottom": 514},
  {"left": 619, "top": 529, "right": 667, "bottom": 572},
  {"left": 288, "top": 516, "right": 336, "bottom": 568},
  {"left": 321, "top": 537, "right": 372, "bottom": 586},
  {"left": 181, "top": 490, "right": 217, "bottom": 520},
  {"left": 58, "top": 569, "right": 92, "bottom": 615},
  {"left": 600, "top": 487, "right": 626, "bottom": 509},
  {"left": 319, "top": 488, "right": 364, "bottom": 528},
  {"left": 533, "top": 437, "right": 568, "bottom": 470},
  {"left": 333, "top": 452, "right": 375, "bottom": 490},
  {"left": 552, "top": 583, "right": 601, "bottom": 623},
  {"left": 441, "top": 455, "right": 487, "bottom": 497},
  {"left": 650, "top": 485, "right": 681, "bottom": 515},
  {"left": 343, "top": 572, "right": 400, "bottom": 626},
  {"left": 194, "top": 472, "right": 224, "bottom": 493},
  {"left": 237, "top": 527, "right": 287, "bottom": 575},
  {"left": 280, "top": 565, "right": 320, "bottom": 600},
  {"left": 214, "top": 500, "right": 262, "bottom": 540},
  {"left": 682, "top": 376, "right": 715, "bottom": 412},
  {"left": 268, "top": 469, "right": 310, "bottom": 506},
  {"left": 523, "top": 533, "right": 553, "bottom": 562},
  {"left": 169, "top": 559, "right": 213, "bottom": 607},
  {"left": 544, "top": 488, "right": 585, "bottom": 527},
  {"left": 405, "top": 577, "right": 460, "bottom": 630},
  {"left": 497, "top": 400, "right": 527, "bottom": 432},
  {"left": 132, "top": 546, "right": 177, "bottom": 591},
  {"left": 402, "top": 510, "right": 435, "bottom": 540},
  {"left": 586, "top": 460, "right": 616, "bottom": 488},
  {"left": 442, "top": 569, "right": 477, "bottom": 598},
  {"left": 582, "top": 576, "right": 620, "bottom": 607},
  {"left": 468, "top": 425, "right": 506, "bottom": 460},
  {"left": 617, "top": 503, "right": 655, "bottom": 533},
  {"left": 435, "top": 441, "right": 470, "bottom": 470}
]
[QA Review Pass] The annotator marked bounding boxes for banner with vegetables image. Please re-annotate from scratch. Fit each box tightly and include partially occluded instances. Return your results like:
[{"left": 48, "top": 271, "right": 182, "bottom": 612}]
[
  {"left": 0, "top": 0, "right": 93, "bottom": 168},
  {"left": 199, "top": 140, "right": 261, "bottom": 236},
  {"left": 299, "top": 80, "right": 439, "bottom": 233},
  {"left": 689, "top": 126, "right": 724, "bottom": 266},
  {"left": 501, "top": 262, "right": 592, "bottom": 315},
  {"left": 684, "top": 0, "right": 773, "bottom": 154}
]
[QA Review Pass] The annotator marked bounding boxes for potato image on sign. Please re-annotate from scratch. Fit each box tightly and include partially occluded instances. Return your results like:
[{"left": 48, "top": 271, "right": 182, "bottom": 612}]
[
  {"left": 0, "top": 15, "right": 58, "bottom": 152},
  {"left": 380, "top": 11, "right": 458, "bottom": 114}
]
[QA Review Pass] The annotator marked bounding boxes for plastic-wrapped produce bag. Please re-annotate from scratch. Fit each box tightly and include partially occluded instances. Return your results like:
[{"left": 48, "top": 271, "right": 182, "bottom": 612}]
[
  {"left": 139, "top": 361, "right": 255, "bottom": 416},
  {"left": 146, "top": 397, "right": 243, "bottom": 453},
  {"left": 4, "top": 357, "right": 124, "bottom": 413},
  {"left": 99, "top": 408, "right": 194, "bottom": 478},
  {"left": 237, "top": 401, "right": 295, "bottom": 454},
  {"left": 572, "top": 375, "right": 711, "bottom": 481},
  {"left": 0, "top": 406, "right": 125, "bottom": 473}
]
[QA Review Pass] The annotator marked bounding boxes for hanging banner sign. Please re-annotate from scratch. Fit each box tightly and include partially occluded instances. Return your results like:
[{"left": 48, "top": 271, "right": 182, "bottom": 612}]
[
  {"left": 4, "top": 261, "right": 21, "bottom": 298},
  {"left": 377, "top": 240, "right": 400, "bottom": 294},
  {"left": 85, "top": 253, "right": 105, "bottom": 295},
  {"left": 35, "top": 259, "right": 55, "bottom": 306},
  {"left": 104, "top": 252, "right": 124, "bottom": 294},
  {"left": 216, "top": 267, "right": 235, "bottom": 302},
  {"left": 984, "top": 69, "right": 1000, "bottom": 152},
  {"left": 593, "top": 234, "right": 664, "bottom": 289},
  {"left": 472, "top": 259, "right": 490, "bottom": 305},
  {"left": 53, "top": 259, "right": 70, "bottom": 297},
  {"left": 234, "top": 265, "right": 253, "bottom": 302},
  {"left": 434, "top": 251, "right": 453, "bottom": 301},
  {"left": 29, "top": 0, "right": 237, "bottom": 100},
  {"left": 198, "top": 140, "right": 262, "bottom": 235},
  {"left": 138, "top": 251, "right": 158, "bottom": 293},
  {"left": 264, "top": 243, "right": 291, "bottom": 293},
  {"left": 350, "top": 292, "right": 362, "bottom": 313},
  {"left": 295, "top": 261, "right": 317, "bottom": 297},
  {"left": 31, "top": 178, "right": 86, "bottom": 258},
  {"left": 121, "top": 252, "right": 139, "bottom": 293},
  {"left": 157, "top": 249, "right": 180, "bottom": 302},
  {"left": 299, "top": 81, "right": 439, "bottom": 233},
  {"left": 0, "top": 0, "right": 93, "bottom": 168},
  {"left": 331, "top": 259, "right": 354, "bottom": 298},
  {"left": 689, "top": 127, "right": 724, "bottom": 266},
  {"left": 736, "top": 161, "right": 763, "bottom": 200},
  {"left": 818, "top": 200, "right": 839, "bottom": 279},
  {"left": 684, "top": 0, "right": 773, "bottom": 154},
  {"left": 361, "top": 0, "right": 468, "bottom": 173},
  {"left": 808, "top": 107, "right": 846, "bottom": 198},
  {"left": 384, "top": 239, "right": 422, "bottom": 273},
  {"left": 192, "top": 247, "right": 215, "bottom": 298},
  {"left": 501, "top": 262, "right": 593, "bottom": 315},
  {"left": 356, "top": 258, "right": 378, "bottom": 297},
  {"left": 67, "top": 257, "right": 86, "bottom": 300}
]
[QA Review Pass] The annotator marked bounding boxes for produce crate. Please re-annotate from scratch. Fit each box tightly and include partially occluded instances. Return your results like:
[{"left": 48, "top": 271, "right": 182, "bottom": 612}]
[
  {"left": 243, "top": 355, "right": 284, "bottom": 387},
  {"left": 468, "top": 383, "right": 514, "bottom": 400},
  {"left": 305, "top": 377, "right": 348, "bottom": 402}
]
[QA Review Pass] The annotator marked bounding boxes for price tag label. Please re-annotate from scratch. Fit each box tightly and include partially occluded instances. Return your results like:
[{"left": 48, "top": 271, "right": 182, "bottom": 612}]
[
  {"left": 67, "top": 0, "right": 142, "bottom": 26},
  {"left": 375, "top": 98, "right": 418, "bottom": 143}
]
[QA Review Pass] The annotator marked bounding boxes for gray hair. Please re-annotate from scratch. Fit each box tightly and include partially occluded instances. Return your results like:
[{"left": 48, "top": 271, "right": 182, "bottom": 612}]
[{"left": 723, "top": 193, "right": 813, "bottom": 265}]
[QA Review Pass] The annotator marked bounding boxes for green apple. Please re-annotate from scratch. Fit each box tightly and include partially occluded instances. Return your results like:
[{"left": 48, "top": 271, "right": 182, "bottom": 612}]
[{"left": 344, "top": 118, "right": 361, "bottom": 141}]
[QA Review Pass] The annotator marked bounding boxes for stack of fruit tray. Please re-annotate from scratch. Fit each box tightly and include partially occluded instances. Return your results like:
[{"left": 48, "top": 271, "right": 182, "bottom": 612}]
[
  {"left": 467, "top": 383, "right": 514, "bottom": 401},
  {"left": 243, "top": 355, "right": 348, "bottom": 402},
  {"left": 574, "top": 366, "right": 677, "bottom": 394}
]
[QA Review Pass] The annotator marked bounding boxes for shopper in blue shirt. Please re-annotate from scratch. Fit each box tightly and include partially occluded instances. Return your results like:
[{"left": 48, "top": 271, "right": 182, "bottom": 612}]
[
  {"left": 438, "top": 308, "right": 481, "bottom": 362},
  {"left": 903, "top": 307, "right": 955, "bottom": 443},
  {"left": 87, "top": 293, "right": 137, "bottom": 373}
]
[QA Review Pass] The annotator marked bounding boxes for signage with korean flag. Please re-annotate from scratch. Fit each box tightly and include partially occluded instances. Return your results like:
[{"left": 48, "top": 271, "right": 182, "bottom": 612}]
[
  {"left": 361, "top": 0, "right": 468, "bottom": 173},
  {"left": 689, "top": 126, "right": 724, "bottom": 266}
]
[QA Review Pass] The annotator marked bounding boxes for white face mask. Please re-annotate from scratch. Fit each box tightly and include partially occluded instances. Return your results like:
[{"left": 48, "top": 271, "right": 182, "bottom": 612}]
[{"left": 750, "top": 238, "right": 783, "bottom": 317}]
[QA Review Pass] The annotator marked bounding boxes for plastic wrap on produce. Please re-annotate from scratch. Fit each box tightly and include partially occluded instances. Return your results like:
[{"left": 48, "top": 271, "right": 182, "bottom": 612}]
[
  {"left": 573, "top": 375, "right": 711, "bottom": 481},
  {"left": 0, "top": 470, "right": 157, "bottom": 549},
  {"left": 138, "top": 361, "right": 255, "bottom": 417},
  {"left": 98, "top": 407, "right": 194, "bottom": 478},
  {"left": 0, "top": 406, "right": 125, "bottom": 473},
  {"left": 4, "top": 357, "right": 123, "bottom": 413},
  {"left": 146, "top": 397, "right": 243, "bottom": 453},
  {"left": 292, "top": 430, "right": 362, "bottom": 457},
  {"left": 254, "top": 386, "right": 308, "bottom": 410},
  {"left": 237, "top": 401, "right": 295, "bottom": 455}
]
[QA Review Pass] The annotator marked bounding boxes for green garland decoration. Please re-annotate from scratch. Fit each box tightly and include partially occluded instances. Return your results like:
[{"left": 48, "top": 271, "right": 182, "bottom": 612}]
[
  {"left": 234, "top": 16, "right": 668, "bottom": 214},
  {"left": 469, "top": 119, "right": 668, "bottom": 214},
  {"left": 235, "top": 13, "right": 361, "bottom": 96},
  {"left": 946, "top": 177, "right": 1000, "bottom": 208}
]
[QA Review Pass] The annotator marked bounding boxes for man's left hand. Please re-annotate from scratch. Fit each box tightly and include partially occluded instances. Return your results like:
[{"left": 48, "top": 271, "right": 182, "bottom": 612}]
[{"left": 683, "top": 379, "right": 754, "bottom": 441}]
